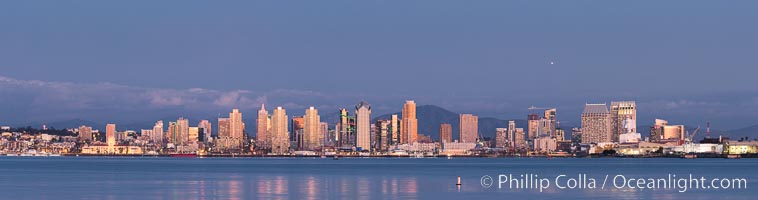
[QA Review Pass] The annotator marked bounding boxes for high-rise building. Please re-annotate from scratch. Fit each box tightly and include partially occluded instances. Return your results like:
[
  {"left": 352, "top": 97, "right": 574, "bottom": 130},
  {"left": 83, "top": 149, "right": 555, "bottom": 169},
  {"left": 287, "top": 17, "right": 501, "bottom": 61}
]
[
  {"left": 167, "top": 122, "right": 177, "bottom": 144},
  {"left": 303, "top": 107, "right": 322, "bottom": 150},
  {"left": 581, "top": 103, "right": 612, "bottom": 144},
  {"left": 390, "top": 115, "right": 400, "bottom": 145},
  {"left": 257, "top": 104, "right": 270, "bottom": 149},
  {"left": 514, "top": 128, "right": 526, "bottom": 149},
  {"left": 571, "top": 127, "right": 582, "bottom": 144},
  {"left": 540, "top": 109, "right": 557, "bottom": 137},
  {"left": 229, "top": 109, "right": 245, "bottom": 145},
  {"left": 527, "top": 114, "right": 539, "bottom": 139},
  {"left": 337, "top": 108, "right": 354, "bottom": 147},
  {"left": 320, "top": 122, "right": 329, "bottom": 146},
  {"left": 291, "top": 116, "right": 305, "bottom": 149},
  {"left": 401, "top": 100, "right": 418, "bottom": 144},
  {"left": 555, "top": 128, "right": 566, "bottom": 142},
  {"left": 271, "top": 107, "right": 290, "bottom": 154},
  {"left": 198, "top": 120, "right": 212, "bottom": 143},
  {"left": 78, "top": 125, "right": 93, "bottom": 142},
  {"left": 177, "top": 117, "right": 189, "bottom": 145},
  {"left": 507, "top": 120, "right": 516, "bottom": 147},
  {"left": 610, "top": 101, "right": 636, "bottom": 143},
  {"left": 459, "top": 114, "right": 478, "bottom": 143},
  {"left": 495, "top": 128, "right": 507, "bottom": 148},
  {"left": 355, "top": 101, "right": 371, "bottom": 151},
  {"left": 188, "top": 127, "right": 199, "bottom": 142},
  {"left": 152, "top": 120, "right": 164, "bottom": 145},
  {"left": 375, "top": 120, "right": 391, "bottom": 151},
  {"left": 106, "top": 124, "right": 116, "bottom": 146},
  {"left": 439, "top": 123, "right": 452, "bottom": 143}
]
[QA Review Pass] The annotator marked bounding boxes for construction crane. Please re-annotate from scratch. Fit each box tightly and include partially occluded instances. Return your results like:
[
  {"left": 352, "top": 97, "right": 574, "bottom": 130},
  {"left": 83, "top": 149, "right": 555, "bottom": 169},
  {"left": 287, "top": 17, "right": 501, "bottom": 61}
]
[{"left": 683, "top": 127, "right": 700, "bottom": 153}]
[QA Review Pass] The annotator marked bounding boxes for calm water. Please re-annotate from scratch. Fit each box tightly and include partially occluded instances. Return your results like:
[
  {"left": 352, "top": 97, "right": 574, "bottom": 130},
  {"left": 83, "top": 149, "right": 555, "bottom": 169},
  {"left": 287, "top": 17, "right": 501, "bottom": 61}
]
[{"left": 0, "top": 157, "right": 755, "bottom": 200}]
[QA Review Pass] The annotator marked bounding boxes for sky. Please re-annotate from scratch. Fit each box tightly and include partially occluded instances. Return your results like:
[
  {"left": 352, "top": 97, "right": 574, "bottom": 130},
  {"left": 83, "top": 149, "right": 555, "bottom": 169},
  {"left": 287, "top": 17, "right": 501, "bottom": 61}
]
[{"left": 1, "top": 1, "right": 757, "bottom": 130}]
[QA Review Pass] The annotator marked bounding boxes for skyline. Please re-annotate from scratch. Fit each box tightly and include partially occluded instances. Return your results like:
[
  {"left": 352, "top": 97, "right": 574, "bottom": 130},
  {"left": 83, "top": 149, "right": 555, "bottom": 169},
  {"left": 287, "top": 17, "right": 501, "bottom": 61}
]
[{"left": 1, "top": 1, "right": 758, "bottom": 129}]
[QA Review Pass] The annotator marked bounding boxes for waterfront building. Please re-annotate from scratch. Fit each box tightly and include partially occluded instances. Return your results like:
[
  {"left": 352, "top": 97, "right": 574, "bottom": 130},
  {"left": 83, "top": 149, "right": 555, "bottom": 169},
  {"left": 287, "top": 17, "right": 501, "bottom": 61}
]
[
  {"left": 611, "top": 101, "right": 636, "bottom": 143},
  {"left": 291, "top": 116, "right": 304, "bottom": 149},
  {"left": 271, "top": 106, "right": 290, "bottom": 154},
  {"left": 649, "top": 119, "right": 684, "bottom": 143},
  {"left": 439, "top": 123, "right": 452, "bottom": 143},
  {"left": 507, "top": 120, "right": 516, "bottom": 147},
  {"left": 257, "top": 104, "right": 270, "bottom": 149},
  {"left": 375, "top": 119, "right": 391, "bottom": 151},
  {"left": 459, "top": 114, "right": 478, "bottom": 143},
  {"left": 337, "top": 108, "right": 355, "bottom": 147},
  {"left": 355, "top": 101, "right": 371, "bottom": 151},
  {"left": 534, "top": 135, "right": 557, "bottom": 153},
  {"left": 78, "top": 125, "right": 93, "bottom": 142},
  {"left": 320, "top": 122, "right": 329, "bottom": 146},
  {"left": 217, "top": 118, "right": 230, "bottom": 138},
  {"left": 303, "top": 107, "right": 322, "bottom": 150},
  {"left": 555, "top": 128, "right": 565, "bottom": 142},
  {"left": 514, "top": 128, "right": 526, "bottom": 149},
  {"left": 390, "top": 114, "right": 400, "bottom": 145},
  {"left": 176, "top": 117, "right": 189, "bottom": 145},
  {"left": 581, "top": 103, "right": 612, "bottom": 144},
  {"left": 401, "top": 100, "right": 418, "bottom": 144},
  {"left": 440, "top": 142, "right": 477, "bottom": 156},
  {"left": 540, "top": 109, "right": 557, "bottom": 137},
  {"left": 571, "top": 127, "right": 582, "bottom": 144}
]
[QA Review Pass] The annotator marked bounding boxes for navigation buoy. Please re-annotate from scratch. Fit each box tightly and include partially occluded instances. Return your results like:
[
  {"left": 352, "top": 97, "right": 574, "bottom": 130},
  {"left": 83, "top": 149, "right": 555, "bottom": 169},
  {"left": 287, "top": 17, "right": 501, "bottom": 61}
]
[{"left": 456, "top": 176, "right": 462, "bottom": 185}]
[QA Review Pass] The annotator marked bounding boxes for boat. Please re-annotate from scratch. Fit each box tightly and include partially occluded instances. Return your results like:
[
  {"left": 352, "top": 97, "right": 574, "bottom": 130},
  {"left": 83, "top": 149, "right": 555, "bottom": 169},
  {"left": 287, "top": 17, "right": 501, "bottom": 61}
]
[
  {"left": 727, "top": 154, "right": 741, "bottom": 159},
  {"left": 333, "top": 155, "right": 339, "bottom": 160},
  {"left": 170, "top": 153, "right": 198, "bottom": 158},
  {"left": 683, "top": 154, "right": 697, "bottom": 159}
]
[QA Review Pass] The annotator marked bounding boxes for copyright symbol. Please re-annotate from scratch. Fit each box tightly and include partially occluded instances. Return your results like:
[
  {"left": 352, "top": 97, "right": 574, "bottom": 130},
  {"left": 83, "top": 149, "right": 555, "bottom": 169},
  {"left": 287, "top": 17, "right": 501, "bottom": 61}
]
[{"left": 481, "top": 175, "right": 494, "bottom": 188}]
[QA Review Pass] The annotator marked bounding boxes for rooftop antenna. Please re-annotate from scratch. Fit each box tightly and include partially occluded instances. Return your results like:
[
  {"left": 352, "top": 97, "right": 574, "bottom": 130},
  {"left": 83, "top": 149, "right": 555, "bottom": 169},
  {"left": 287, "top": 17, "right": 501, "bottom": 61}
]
[{"left": 706, "top": 121, "right": 711, "bottom": 138}]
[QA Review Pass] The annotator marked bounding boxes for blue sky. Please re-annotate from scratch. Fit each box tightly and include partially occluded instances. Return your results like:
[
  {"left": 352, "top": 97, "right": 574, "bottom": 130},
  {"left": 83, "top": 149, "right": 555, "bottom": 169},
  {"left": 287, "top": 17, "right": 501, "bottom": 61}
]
[{"left": 1, "top": 1, "right": 757, "bottom": 129}]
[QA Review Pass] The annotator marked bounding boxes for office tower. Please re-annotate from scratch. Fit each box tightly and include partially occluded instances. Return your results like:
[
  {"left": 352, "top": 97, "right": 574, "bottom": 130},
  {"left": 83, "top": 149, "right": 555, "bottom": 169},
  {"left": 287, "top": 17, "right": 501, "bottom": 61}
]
[
  {"left": 459, "top": 114, "right": 479, "bottom": 143},
  {"left": 271, "top": 107, "right": 290, "bottom": 154},
  {"left": 188, "top": 127, "right": 199, "bottom": 142},
  {"left": 514, "top": 128, "right": 526, "bottom": 149},
  {"left": 390, "top": 115, "right": 399, "bottom": 145},
  {"left": 610, "top": 101, "right": 636, "bottom": 143},
  {"left": 401, "top": 100, "right": 418, "bottom": 143},
  {"left": 375, "top": 120, "right": 390, "bottom": 151},
  {"left": 106, "top": 124, "right": 116, "bottom": 146},
  {"left": 257, "top": 104, "right": 270, "bottom": 148},
  {"left": 571, "top": 127, "right": 582, "bottom": 144},
  {"left": 218, "top": 118, "right": 230, "bottom": 138},
  {"left": 153, "top": 120, "right": 164, "bottom": 145},
  {"left": 140, "top": 129, "right": 153, "bottom": 141},
  {"left": 581, "top": 103, "right": 612, "bottom": 143},
  {"left": 78, "top": 125, "right": 93, "bottom": 142},
  {"left": 527, "top": 114, "right": 539, "bottom": 139},
  {"left": 198, "top": 120, "right": 212, "bottom": 143},
  {"left": 439, "top": 123, "right": 452, "bottom": 143},
  {"left": 337, "top": 108, "right": 352, "bottom": 147},
  {"left": 649, "top": 119, "right": 685, "bottom": 143},
  {"left": 541, "top": 109, "right": 557, "bottom": 137},
  {"left": 355, "top": 101, "right": 371, "bottom": 151},
  {"left": 320, "top": 122, "right": 329, "bottom": 145},
  {"left": 229, "top": 109, "right": 245, "bottom": 145},
  {"left": 167, "top": 122, "right": 177, "bottom": 144},
  {"left": 495, "top": 128, "right": 507, "bottom": 148},
  {"left": 303, "top": 107, "right": 322, "bottom": 150},
  {"left": 177, "top": 117, "right": 189, "bottom": 145},
  {"left": 292, "top": 116, "right": 305, "bottom": 149},
  {"left": 507, "top": 120, "right": 516, "bottom": 147}
]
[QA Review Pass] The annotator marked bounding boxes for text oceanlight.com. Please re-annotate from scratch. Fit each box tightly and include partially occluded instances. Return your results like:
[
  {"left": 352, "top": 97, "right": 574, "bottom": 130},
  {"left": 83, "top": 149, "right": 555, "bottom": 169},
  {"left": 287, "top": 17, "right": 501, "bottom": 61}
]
[{"left": 480, "top": 174, "right": 747, "bottom": 192}]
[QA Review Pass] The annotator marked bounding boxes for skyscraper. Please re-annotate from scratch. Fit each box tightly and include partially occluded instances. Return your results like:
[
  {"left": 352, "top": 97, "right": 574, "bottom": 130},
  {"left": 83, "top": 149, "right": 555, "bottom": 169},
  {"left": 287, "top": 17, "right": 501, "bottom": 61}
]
[
  {"left": 303, "top": 107, "right": 322, "bottom": 150},
  {"left": 320, "top": 122, "right": 329, "bottom": 145},
  {"left": 439, "top": 123, "right": 452, "bottom": 143},
  {"left": 541, "top": 108, "right": 557, "bottom": 137},
  {"left": 177, "top": 117, "right": 189, "bottom": 145},
  {"left": 271, "top": 107, "right": 290, "bottom": 154},
  {"left": 106, "top": 124, "right": 116, "bottom": 146},
  {"left": 152, "top": 120, "right": 164, "bottom": 145},
  {"left": 337, "top": 108, "right": 353, "bottom": 147},
  {"left": 610, "top": 101, "right": 636, "bottom": 143},
  {"left": 257, "top": 104, "right": 270, "bottom": 149},
  {"left": 495, "top": 128, "right": 507, "bottom": 148},
  {"left": 229, "top": 109, "right": 245, "bottom": 145},
  {"left": 292, "top": 116, "right": 305, "bottom": 149},
  {"left": 581, "top": 103, "right": 612, "bottom": 144},
  {"left": 527, "top": 114, "right": 539, "bottom": 139},
  {"left": 507, "top": 120, "right": 516, "bottom": 147},
  {"left": 355, "top": 101, "right": 371, "bottom": 151},
  {"left": 390, "top": 114, "right": 399, "bottom": 145},
  {"left": 375, "top": 119, "right": 390, "bottom": 151},
  {"left": 78, "top": 125, "right": 93, "bottom": 142},
  {"left": 218, "top": 118, "right": 230, "bottom": 138},
  {"left": 459, "top": 114, "right": 478, "bottom": 143},
  {"left": 401, "top": 100, "right": 418, "bottom": 144},
  {"left": 188, "top": 127, "right": 199, "bottom": 142},
  {"left": 514, "top": 128, "right": 526, "bottom": 149},
  {"left": 198, "top": 120, "right": 212, "bottom": 143}
]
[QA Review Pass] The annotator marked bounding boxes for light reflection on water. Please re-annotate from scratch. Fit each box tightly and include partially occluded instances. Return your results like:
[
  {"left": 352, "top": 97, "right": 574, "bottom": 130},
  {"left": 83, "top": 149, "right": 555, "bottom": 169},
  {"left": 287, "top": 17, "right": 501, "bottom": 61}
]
[{"left": 0, "top": 157, "right": 755, "bottom": 200}]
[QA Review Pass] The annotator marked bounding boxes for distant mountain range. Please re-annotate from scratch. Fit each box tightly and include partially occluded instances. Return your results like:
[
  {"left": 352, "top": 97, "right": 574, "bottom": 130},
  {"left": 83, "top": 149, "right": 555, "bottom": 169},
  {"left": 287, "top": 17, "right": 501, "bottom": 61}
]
[{"left": 10, "top": 105, "right": 758, "bottom": 141}]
